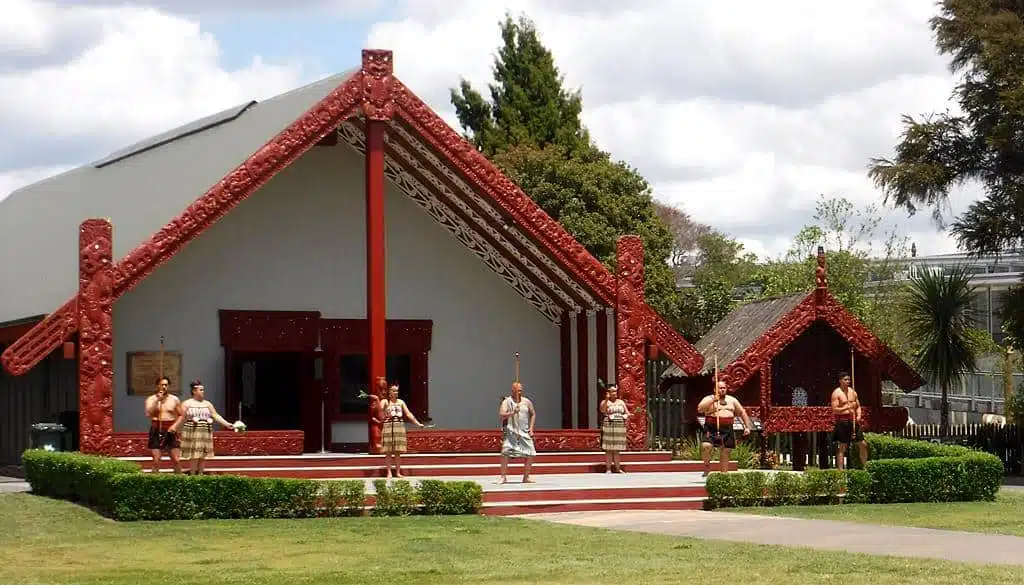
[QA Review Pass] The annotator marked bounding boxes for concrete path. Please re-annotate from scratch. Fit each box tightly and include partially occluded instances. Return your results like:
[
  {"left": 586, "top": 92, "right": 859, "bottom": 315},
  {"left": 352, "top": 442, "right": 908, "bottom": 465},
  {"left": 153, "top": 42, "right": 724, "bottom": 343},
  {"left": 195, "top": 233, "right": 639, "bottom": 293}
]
[
  {"left": 524, "top": 509, "right": 1024, "bottom": 566},
  {"left": 0, "top": 476, "right": 29, "bottom": 494}
]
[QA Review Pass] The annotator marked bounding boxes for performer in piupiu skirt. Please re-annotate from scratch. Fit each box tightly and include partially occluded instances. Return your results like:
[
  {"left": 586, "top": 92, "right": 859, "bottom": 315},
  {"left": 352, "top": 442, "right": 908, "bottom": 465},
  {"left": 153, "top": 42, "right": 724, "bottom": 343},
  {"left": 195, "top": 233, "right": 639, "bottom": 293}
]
[
  {"left": 599, "top": 385, "right": 631, "bottom": 473},
  {"left": 379, "top": 383, "right": 424, "bottom": 479}
]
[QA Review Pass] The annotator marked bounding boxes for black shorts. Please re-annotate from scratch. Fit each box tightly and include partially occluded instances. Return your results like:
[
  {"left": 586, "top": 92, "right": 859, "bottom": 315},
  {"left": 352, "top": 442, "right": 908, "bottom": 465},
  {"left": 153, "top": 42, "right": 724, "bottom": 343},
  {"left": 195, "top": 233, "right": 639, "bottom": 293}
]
[
  {"left": 703, "top": 423, "right": 736, "bottom": 449},
  {"left": 832, "top": 419, "right": 864, "bottom": 445},
  {"left": 148, "top": 423, "right": 181, "bottom": 452}
]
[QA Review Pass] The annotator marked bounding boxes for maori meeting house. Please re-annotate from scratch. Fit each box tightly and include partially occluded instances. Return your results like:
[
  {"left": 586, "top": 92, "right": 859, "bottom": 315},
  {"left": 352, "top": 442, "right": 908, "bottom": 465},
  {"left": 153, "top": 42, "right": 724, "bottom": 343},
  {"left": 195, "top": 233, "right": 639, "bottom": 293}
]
[{"left": 0, "top": 49, "right": 922, "bottom": 512}]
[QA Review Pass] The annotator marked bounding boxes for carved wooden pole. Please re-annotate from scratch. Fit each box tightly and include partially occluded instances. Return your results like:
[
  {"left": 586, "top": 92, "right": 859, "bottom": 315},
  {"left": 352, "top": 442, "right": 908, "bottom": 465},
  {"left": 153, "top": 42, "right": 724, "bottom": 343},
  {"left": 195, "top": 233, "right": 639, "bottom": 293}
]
[
  {"left": 615, "top": 235, "right": 647, "bottom": 450},
  {"left": 361, "top": 49, "right": 395, "bottom": 454},
  {"left": 78, "top": 219, "right": 115, "bottom": 455}
]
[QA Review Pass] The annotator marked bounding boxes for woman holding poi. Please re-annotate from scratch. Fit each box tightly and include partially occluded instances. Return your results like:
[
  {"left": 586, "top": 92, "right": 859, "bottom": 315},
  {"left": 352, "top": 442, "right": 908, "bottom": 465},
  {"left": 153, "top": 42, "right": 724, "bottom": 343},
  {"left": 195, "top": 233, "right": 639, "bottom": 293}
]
[
  {"left": 598, "top": 385, "right": 630, "bottom": 473},
  {"left": 178, "top": 379, "right": 243, "bottom": 475},
  {"left": 379, "top": 383, "right": 425, "bottom": 478}
]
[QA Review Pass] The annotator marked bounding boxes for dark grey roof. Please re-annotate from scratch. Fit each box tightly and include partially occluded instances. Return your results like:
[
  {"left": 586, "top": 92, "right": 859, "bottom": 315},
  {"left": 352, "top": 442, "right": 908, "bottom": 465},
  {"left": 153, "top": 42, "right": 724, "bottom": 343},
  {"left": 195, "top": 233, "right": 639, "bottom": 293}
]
[{"left": 662, "top": 292, "right": 807, "bottom": 379}]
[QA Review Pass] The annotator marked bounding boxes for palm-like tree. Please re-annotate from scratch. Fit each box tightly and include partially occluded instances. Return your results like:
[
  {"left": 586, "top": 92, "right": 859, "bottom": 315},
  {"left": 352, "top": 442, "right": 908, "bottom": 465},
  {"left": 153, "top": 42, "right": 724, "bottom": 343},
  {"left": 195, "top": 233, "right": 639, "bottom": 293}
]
[{"left": 900, "top": 264, "right": 979, "bottom": 438}]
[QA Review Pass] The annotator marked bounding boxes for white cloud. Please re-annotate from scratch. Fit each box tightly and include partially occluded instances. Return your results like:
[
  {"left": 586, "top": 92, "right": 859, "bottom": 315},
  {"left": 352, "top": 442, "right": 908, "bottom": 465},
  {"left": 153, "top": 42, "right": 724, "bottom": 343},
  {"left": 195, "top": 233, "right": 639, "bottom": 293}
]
[
  {"left": 0, "top": 0, "right": 308, "bottom": 198},
  {"left": 367, "top": 0, "right": 972, "bottom": 259}
]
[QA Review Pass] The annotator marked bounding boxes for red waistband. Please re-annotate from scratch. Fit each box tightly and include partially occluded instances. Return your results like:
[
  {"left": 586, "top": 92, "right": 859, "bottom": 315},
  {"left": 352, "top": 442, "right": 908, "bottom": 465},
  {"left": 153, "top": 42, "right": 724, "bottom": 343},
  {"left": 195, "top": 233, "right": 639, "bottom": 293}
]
[
  {"left": 835, "top": 414, "right": 854, "bottom": 420},
  {"left": 707, "top": 416, "right": 734, "bottom": 425}
]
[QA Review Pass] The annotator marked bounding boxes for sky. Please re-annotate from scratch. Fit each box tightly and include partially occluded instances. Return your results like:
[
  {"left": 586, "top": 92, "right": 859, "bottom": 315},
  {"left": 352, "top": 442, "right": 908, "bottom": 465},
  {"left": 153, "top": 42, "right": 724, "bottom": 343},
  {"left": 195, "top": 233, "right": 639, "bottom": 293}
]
[{"left": 0, "top": 0, "right": 980, "bottom": 261}]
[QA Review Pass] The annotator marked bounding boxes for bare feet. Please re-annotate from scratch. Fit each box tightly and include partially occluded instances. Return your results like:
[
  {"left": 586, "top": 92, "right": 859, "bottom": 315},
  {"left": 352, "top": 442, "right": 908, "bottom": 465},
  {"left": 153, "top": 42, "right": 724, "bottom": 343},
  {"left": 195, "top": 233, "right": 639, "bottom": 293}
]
[
  {"left": 522, "top": 476, "right": 535, "bottom": 483},
  {"left": 495, "top": 476, "right": 507, "bottom": 485}
]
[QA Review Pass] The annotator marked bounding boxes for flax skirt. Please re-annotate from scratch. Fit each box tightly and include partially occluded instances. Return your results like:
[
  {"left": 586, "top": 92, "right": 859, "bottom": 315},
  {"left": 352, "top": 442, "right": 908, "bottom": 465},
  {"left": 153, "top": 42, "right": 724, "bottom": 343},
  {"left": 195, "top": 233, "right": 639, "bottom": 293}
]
[
  {"left": 180, "top": 421, "right": 214, "bottom": 460},
  {"left": 601, "top": 419, "right": 627, "bottom": 452},
  {"left": 382, "top": 420, "right": 407, "bottom": 453}
]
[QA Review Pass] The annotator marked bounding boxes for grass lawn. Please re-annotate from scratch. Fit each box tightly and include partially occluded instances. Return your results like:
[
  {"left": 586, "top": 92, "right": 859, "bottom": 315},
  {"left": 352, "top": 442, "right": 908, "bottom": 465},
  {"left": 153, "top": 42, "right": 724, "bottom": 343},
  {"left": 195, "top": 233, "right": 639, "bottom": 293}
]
[
  {"left": 725, "top": 489, "right": 1024, "bottom": 537},
  {"left": 1, "top": 494, "right": 1022, "bottom": 585}
]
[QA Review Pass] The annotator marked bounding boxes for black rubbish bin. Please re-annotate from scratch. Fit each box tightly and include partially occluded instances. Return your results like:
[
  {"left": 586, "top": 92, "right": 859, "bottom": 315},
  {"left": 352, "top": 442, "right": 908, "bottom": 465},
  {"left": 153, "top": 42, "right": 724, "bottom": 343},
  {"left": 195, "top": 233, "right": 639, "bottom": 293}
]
[{"left": 29, "top": 423, "right": 68, "bottom": 452}]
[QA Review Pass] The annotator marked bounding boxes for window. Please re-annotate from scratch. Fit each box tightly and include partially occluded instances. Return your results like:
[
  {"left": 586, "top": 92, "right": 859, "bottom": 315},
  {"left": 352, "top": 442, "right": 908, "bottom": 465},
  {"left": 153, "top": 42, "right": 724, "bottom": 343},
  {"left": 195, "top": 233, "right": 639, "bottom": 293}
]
[{"left": 338, "top": 354, "right": 412, "bottom": 414}]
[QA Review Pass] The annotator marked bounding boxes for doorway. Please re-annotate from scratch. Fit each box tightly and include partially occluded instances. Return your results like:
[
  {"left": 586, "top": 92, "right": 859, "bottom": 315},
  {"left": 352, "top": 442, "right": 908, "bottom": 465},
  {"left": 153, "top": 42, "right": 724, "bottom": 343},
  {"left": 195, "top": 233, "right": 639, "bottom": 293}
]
[{"left": 230, "top": 351, "right": 306, "bottom": 431}]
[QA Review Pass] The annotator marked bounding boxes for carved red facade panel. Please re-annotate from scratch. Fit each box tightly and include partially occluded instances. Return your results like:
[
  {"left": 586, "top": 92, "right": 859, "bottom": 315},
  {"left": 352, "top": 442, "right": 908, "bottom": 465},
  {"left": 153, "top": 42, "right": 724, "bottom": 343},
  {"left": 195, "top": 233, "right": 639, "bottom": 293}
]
[
  {"left": 2, "top": 300, "right": 77, "bottom": 375},
  {"left": 407, "top": 429, "right": 600, "bottom": 453},
  {"left": 78, "top": 219, "right": 116, "bottom": 455},
  {"left": 763, "top": 406, "right": 908, "bottom": 433},
  {"left": 218, "top": 309, "right": 322, "bottom": 351},
  {"left": 360, "top": 49, "right": 394, "bottom": 121},
  {"left": 319, "top": 319, "right": 433, "bottom": 353},
  {"left": 615, "top": 236, "right": 647, "bottom": 450},
  {"left": 109, "top": 430, "right": 304, "bottom": 457}
]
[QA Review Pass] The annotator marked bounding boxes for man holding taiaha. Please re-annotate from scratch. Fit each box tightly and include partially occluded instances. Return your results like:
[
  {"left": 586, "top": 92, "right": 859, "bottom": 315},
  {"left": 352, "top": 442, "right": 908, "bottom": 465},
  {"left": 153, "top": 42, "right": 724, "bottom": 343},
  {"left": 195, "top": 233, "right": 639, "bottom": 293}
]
[
  {"left": 144, "top": 376, "right": 182, "bottom": 473},
  {"left": 697, "top": 379, "right": 752, "bottom": 476},
  {"left": 831, "top": 371, "right": 867, "bottom": 470},
  {"left": 498, "top": 381, "right": 536, "bottom": 484}
]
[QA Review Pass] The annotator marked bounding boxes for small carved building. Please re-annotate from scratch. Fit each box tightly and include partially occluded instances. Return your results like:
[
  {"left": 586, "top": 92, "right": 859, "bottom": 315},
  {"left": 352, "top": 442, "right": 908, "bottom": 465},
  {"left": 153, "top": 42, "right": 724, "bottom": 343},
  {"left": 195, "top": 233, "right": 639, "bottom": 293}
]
[{"left": 660, "top": 247, "right": 924, "bottom": 468}]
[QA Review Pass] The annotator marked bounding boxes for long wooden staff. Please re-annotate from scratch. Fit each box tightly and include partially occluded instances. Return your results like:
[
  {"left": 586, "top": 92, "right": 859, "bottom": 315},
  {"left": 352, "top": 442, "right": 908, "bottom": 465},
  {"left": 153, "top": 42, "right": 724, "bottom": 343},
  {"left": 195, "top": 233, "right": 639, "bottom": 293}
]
[
  {"left": 514, "top": 352, "right": 520, "bottom": 383},
  {"left": 850, "top": 347, "right": 856, "bottom": 443},
  {"left": 157, "top": 336, "right": 166, "bottom": 436},
  {"left": 713, "top": 351, "right": 721, "bottom": 431}
]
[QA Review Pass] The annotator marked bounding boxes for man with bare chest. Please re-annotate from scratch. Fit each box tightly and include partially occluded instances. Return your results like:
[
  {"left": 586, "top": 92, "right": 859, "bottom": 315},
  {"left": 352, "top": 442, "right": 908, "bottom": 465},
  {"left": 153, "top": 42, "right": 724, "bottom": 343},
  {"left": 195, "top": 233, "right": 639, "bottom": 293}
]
[
  {"left": 830, "top": 372, "right": 867, "bottom": 470},
  {"left": 697, "top": 380, "right": 752, "bottom": 476},
  {"left": 144, "top": 376, "right": 182, "bottom": 473}
]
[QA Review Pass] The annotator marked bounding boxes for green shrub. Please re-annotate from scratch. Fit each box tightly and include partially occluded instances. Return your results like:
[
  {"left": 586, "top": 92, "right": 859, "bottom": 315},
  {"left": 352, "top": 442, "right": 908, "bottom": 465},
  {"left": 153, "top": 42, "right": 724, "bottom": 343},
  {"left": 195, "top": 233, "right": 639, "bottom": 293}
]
[
  {"left": 704, "top": 470, "right": 871, "bottom": 509},
  {"left": 21, "top": 450, "right": 487, "bottom": 520},
  {"left": 417, "top": 479, "right": 483, "bottom": 515},
  {"left": 371, "top": 479, "right": 418, "bottom": 516},
  {"left": 322, "top": 480, "right": 367, "bottom": 517},
  {"left": 22, "top": 449, "right": 140, "bottom": 509},
  {"left": 862, "top": 434, "right": 1003, "bottom": 503}
]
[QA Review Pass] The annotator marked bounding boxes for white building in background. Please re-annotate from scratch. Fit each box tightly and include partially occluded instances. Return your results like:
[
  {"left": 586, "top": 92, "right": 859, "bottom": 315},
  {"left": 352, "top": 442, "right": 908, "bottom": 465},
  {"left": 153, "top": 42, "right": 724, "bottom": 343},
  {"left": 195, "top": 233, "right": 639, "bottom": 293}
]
[{"left": 873, "top": 251, "right": 1024, "bottom": 424}]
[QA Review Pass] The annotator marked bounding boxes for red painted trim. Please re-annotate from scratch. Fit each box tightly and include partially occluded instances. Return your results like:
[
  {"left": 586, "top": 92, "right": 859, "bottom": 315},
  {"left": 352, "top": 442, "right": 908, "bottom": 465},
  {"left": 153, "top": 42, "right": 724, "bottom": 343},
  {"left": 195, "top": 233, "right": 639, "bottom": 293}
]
[
  {"left": 560, "top": 312, "right": 573, "bottom": 428},
  {"left": 109, "top": 430, "right": 304, "bottom": 457},
  {"left": 78, "top": 219, "right": 115, "bottom": 455},
  {"left": 595, "top": 309, "right": 608, "bottom": 386},
  {"left": 365, "top": 119, "right": 388, "bottom": 454},
  {"left": 407, "top": 429, "right": 599, "bottom": 452},
  {"left": 576, "top": 311, "right": 589, "bottom": 429},
  {"left": 1, "top": 49, "right": 703, "bottom": 384}
]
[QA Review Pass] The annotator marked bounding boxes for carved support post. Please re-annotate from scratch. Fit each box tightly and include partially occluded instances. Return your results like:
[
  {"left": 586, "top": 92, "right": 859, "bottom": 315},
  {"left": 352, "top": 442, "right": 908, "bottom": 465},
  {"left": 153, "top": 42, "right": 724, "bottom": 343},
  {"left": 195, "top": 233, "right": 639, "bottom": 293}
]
[
  {"left": 78, "top": 219, "right": 115, "bottom": 455},
  {"left": 595, "top": 308, "right": 609, "bottom": 425},
  {"left": 361, "top": 49, "right": 394, "bottom": 454},
  {"left": 759, "top": 363, "right": 771, "bottom": 468},
  {"left": 615, "top": 235, "right": 647, "bottom": 450}
]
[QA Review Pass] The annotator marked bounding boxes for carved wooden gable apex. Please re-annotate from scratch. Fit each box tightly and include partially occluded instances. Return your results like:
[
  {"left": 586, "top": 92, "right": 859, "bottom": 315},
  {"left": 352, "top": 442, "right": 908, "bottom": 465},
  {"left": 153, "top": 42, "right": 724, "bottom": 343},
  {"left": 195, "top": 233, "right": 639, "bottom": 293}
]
[
  {"left": 360, "top": 49, "right": 395, "bottom": 121},
  {"left": 815, "top": 245, "right": 828, "bottom": 290}
]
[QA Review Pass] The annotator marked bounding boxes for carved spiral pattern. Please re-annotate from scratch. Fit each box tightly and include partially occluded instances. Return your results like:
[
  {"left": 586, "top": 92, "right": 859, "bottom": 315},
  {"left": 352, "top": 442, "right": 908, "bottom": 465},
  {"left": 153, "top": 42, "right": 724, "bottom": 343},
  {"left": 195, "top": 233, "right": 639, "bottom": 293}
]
[
  {"left": 615, "top": 236, "right": 648, "bottom": 450},
  {"left": 78, "top": 219, "right": 115, "bottom": 455},
  {"left": 407, "top": 429, "right": 599, "bottom": 452}
]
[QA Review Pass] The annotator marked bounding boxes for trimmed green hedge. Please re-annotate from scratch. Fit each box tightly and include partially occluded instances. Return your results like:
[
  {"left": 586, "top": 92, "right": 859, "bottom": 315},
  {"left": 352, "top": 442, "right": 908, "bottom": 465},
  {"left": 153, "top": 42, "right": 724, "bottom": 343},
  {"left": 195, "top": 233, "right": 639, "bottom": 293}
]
[
  {"left": 705, "top": 469, "right": 870, "bottom": 509},
  {"left": 704, "top": 434, "right": 1004, "bottom": 508},
  {"left": 22, "top": 450, "right": 483, "bottom": 521}
]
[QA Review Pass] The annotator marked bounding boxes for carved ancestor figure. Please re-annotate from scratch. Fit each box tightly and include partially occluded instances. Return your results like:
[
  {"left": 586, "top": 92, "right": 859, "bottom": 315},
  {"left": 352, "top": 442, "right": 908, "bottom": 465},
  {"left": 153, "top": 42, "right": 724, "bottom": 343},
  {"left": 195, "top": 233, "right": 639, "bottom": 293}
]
[
  {"left": 379, "top": 383, "right": 424, "bottom": 478},
  {"left": 831, "top": 372, "right": 867, "bottom": 470},
  {"left": 697, "top": 380, "right": 752, "bottom": 476},
  {"left": 497, "top": 381, "right": 536, "bottom": 484},
  {"left": 144, "top": 376, "right": 181, "bottom": 473},
  {"left": 368, "top": 376, "right": 387, "bottom": 453},
  {"left": 598, "top": 386, "right": 631, "bottom": 473},
  {"left": 178, "top": 380, "right": 236, "bottom": 475}
]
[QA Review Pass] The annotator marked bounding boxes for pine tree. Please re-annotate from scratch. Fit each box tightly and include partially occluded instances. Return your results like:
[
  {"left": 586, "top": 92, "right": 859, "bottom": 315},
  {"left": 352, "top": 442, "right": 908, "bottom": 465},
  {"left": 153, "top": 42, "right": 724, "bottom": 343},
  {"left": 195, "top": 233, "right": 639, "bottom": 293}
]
[
  {"left": 449, "top": 13, "right": 682, "bottom": 321},
  {"left": 451, "top": 13, "right": 590, "bottom": 157}
]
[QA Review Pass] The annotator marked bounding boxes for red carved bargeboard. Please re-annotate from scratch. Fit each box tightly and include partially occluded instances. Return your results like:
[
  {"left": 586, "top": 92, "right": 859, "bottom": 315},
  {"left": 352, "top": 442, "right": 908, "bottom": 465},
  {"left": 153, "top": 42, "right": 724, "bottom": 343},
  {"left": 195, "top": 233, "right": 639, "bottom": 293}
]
[
  {"left": 407, "top": 429, "right": 599, "bottom": 453},
  {"left": 762, "top": 406, "right": 908, "bottom": 433},
  {"left": 109, "top": 431, "right": 305, "bottom": 457}
]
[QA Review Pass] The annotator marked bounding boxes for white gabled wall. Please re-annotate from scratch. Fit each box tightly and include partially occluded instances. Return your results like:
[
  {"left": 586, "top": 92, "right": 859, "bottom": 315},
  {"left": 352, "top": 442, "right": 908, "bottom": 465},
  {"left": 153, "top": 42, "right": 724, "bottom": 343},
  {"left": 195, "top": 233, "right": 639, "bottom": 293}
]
[{"left": 112, "top": 144, "right": 562, "bottom": 441}]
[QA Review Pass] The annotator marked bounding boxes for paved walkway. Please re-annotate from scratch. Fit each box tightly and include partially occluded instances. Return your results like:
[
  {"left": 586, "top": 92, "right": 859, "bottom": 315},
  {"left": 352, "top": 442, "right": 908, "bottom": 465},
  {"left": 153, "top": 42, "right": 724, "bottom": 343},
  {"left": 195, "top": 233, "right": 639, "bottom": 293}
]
[
  {"left": 0, "top": 476, "right": 29, "bottom": 494},
  {"left": 524, "top": 510, "right": 1024, "bottom": 566}
]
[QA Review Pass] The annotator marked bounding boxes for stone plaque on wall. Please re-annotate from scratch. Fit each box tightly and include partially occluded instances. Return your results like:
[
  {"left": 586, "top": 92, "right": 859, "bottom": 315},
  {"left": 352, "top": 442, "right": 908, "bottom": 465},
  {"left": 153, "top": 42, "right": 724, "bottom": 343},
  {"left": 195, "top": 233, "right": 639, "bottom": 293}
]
[{"left": 126, "top": 350, "right": 183, "bottom": 396}]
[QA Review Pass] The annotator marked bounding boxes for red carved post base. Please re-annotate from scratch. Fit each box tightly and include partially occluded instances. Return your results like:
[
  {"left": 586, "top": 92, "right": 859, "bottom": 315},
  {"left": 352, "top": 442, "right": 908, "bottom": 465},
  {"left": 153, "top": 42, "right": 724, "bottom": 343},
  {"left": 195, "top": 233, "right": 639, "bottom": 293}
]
[
  {"left": 78, "top": 219, "right": 115, "bottom": 455},
  {"left": 616, "top": 236, "right": 647, "bottom": 450}
]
